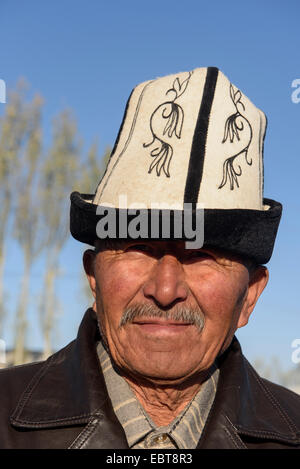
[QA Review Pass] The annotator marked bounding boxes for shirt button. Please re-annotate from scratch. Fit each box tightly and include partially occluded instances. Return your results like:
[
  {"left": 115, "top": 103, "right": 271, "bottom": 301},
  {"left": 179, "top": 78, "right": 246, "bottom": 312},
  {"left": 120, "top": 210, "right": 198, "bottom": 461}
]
[{"left": 153, "top": 434, "right": 168, "bottom": 444}]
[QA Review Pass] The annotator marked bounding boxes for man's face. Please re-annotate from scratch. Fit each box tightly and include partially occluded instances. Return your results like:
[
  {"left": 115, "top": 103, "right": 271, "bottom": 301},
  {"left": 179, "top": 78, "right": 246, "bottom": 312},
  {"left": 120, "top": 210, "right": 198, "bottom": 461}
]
[{"left": 84, "top": 240, "right": 268, "bottom": 384}]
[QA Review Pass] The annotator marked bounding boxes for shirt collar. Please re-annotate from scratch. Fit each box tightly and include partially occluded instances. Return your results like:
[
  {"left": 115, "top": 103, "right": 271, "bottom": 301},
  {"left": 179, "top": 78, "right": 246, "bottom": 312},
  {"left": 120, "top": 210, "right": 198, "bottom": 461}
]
[{"left": 97, "top": 340, "right": 219, "bottom": 449}]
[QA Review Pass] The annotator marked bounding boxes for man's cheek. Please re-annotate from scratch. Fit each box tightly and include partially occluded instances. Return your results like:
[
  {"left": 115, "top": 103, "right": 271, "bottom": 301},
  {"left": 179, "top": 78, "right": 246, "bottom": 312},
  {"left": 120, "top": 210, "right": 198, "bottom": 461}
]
[
  {"left": 98, "top": 265, "right": 128, "bottom": 297},
  {"left": 192, "top": 281, "right": 226, "bottom": 310},
  {"left": 112, "top": 273, "right": 145, "bottom": 307}
]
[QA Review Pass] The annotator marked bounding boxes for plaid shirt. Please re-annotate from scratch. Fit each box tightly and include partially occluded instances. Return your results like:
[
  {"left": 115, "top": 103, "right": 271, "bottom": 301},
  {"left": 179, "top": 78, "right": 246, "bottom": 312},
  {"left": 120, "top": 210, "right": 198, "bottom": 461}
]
[{"left": 97, "top": 341, "right": 219, "bottom": 449}]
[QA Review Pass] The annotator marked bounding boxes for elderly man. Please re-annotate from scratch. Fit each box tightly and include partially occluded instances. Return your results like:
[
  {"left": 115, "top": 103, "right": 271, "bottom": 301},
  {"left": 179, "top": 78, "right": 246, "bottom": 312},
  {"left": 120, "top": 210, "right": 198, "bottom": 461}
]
[{"left": 0, "top": 67, "right": 300, "bottom": 449}]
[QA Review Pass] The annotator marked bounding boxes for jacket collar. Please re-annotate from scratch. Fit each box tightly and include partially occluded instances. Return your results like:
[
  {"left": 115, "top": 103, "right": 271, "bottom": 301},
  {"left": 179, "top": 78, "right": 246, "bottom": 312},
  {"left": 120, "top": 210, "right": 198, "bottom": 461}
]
[
  {"left": 10, "top": 309, "right": 300, "bottom": 448},
  {"left": 197, "top": 338, "right": 300, "bottom": 448},
  {"left": 10, "top": 308, "right": 128, "bottom": 447}
]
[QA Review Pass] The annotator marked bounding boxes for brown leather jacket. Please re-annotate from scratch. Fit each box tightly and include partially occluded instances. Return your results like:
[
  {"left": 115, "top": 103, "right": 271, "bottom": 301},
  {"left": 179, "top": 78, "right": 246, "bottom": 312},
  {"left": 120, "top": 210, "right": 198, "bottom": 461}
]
[{"left": 0, "top": 308, "right": 300, "bottom": 449}]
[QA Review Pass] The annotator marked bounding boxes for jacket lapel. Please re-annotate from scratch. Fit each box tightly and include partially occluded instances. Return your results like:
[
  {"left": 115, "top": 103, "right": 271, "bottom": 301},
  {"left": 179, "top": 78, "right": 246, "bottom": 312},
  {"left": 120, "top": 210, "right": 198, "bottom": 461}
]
[
  {"left": 10, "top": 309, "right": 129, "bottom": 449},
  {"left": 68, "top": 408, "right": 128, "bottom": 449},
  {"left": 198, "top": 338, "right": 300, "bottom": 448}
]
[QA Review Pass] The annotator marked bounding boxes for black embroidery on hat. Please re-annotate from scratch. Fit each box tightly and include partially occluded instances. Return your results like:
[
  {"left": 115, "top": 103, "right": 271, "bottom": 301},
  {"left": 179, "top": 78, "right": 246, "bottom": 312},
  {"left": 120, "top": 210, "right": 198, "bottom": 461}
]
[
  {"left": 144, "top": 72, "right": 192, "bottom": 177},
  {"left": 218, "top": 84, "right": 253, "bottom": 190}
]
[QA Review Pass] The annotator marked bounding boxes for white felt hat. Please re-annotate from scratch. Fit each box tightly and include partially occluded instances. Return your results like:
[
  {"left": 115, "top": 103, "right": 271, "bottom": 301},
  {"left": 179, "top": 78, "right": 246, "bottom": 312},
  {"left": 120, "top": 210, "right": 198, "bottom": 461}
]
[{"left": 70, "top": 67, "right": 282, "bottom": 263}]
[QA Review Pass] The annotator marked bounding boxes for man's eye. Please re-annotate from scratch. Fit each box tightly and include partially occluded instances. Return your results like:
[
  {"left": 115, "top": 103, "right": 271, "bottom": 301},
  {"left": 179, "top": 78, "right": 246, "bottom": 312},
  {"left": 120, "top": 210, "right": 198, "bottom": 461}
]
[
  {"left": 186, "top": 250, "right": 213, "bottom": 260},
  {"left": 126, "top": 244, "right": 152, "bottom": 253}
]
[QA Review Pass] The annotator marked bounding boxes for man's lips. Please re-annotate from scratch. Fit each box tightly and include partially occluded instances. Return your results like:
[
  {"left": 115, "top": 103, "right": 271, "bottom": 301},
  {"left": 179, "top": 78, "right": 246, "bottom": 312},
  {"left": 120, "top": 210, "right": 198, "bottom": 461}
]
[
  {"left": 133, "top": 319, "right": 192, "bottom": 326},
  {"left": 131, "top": 318, "right": 193, "bottom": 333}
]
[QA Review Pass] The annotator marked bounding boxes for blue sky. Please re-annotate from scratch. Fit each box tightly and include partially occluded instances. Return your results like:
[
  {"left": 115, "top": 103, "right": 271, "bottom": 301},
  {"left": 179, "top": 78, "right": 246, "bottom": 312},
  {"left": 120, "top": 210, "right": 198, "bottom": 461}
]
[{"left": 0, "top": 0, "right": 299, "bottom": 373}]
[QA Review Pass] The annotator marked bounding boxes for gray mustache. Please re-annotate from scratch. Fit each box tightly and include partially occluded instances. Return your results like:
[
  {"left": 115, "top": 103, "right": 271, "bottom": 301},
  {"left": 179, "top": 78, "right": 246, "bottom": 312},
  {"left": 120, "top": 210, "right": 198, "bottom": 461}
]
[{"left": 119, "top": 303, "right": 205, "bottom": 332}]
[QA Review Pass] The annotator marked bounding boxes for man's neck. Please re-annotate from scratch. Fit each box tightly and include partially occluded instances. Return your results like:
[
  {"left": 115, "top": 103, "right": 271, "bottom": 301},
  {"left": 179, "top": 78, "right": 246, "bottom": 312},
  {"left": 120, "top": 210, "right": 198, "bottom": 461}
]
[{"left": 123, "top": 374, "right": 205, "bottom": 427}]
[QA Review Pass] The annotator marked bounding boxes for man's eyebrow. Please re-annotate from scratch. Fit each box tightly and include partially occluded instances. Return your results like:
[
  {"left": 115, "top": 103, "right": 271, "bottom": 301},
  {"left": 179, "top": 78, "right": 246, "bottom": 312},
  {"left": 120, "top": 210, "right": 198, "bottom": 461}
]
[{"left": 94, "top": 239, "right": 129, "bottom": 252}]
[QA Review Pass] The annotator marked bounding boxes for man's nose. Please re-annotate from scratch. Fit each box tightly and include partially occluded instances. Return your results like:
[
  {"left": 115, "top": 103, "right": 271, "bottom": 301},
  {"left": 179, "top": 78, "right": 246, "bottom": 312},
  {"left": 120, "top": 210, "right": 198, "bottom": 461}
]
[{"left": 142, "top": 255, "right": 189, "bottom": 308}]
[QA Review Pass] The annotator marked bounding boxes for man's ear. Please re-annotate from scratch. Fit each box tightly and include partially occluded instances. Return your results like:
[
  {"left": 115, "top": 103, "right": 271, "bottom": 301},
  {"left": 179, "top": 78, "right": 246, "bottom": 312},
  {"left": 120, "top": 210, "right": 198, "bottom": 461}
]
[
  {"left": 237, "top": 266, "right": 269, "bottom": 329},
  {"left": 83, "top": 249, "right": 97, "bottom": 299}
]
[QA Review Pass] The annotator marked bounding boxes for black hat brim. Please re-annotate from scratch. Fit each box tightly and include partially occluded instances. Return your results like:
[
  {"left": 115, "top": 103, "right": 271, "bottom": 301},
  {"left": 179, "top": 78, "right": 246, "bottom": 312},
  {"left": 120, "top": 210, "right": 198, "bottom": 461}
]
[{"left": 70, "top": 191, "right": 282, "bottom": 265}]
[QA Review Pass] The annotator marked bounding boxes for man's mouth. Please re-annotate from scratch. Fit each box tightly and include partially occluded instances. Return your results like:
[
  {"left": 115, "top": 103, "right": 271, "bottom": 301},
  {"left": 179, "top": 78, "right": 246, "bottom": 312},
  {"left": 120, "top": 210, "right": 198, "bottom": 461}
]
[
  {"left": 132, "top": 318, "right": 193, "bottom": 334},
  {"left": 133, "top": 318, "right": 192, "bottom": 325},
  {"left": 119, "top": 303, "right": 205, "bottom": 333}
]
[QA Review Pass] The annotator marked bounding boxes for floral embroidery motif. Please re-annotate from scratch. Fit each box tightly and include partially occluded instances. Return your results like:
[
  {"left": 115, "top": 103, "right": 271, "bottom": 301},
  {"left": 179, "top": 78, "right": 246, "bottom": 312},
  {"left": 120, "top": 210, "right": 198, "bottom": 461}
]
[
  {"left": 219, "top": 84, "right": 253, "bottom": 190},
  {"left": 144, "top": 72, "right": 192, "bottom": 177}
]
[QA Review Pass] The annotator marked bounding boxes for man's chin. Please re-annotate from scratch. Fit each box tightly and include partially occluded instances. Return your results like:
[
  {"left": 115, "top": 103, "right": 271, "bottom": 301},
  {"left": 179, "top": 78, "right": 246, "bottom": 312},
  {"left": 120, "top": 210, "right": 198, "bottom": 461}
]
[
  {"left": 127, "top": 366, "right": 209, "bottom": 387},
  {"left": 120, "top": 351, "right": 205, "bottom": 385}
]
